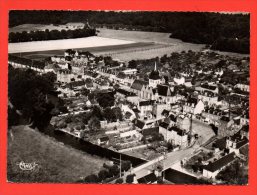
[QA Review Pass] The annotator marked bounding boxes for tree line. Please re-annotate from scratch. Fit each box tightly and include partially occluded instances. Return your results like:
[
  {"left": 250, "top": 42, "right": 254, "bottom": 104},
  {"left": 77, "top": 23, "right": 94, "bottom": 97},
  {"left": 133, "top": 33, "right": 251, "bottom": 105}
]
[
  {"left": 9, "top": 11, "right": 249, "bottom": 53},
  {"left": 9, "top": 27, "right": 96, "bottom": 43}
]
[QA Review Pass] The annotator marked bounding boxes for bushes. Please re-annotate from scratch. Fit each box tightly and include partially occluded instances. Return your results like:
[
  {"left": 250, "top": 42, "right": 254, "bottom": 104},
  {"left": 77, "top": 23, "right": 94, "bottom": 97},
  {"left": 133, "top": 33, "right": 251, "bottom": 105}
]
[
  {"left": 115, "top": 178, "right": 123, "bottom": 184},
  {"left": 84, "top": 174, "right": 98, "bottom": 183},
  {"left": 126, "top": 174, "right": 135, "bottom": 184}
]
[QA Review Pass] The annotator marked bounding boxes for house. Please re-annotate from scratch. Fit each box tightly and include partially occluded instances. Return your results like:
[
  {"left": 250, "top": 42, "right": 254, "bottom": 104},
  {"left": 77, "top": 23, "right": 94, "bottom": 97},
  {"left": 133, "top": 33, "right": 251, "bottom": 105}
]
[
  {"left": 169, "top": 113, "right": 177, "bottom": 126},
  {"left": 115, "top": 88, "right": 136, "bottom": 99},
  {"left": 234, "top": 83, "right": 249, "bottom": 92},
  {"left": 161, "top": 109, "right": 170, "bottom": 118},
  {"left": 159, "top": 125, "right": 188, "bottom": 148},
  {"left": 203, "top": 152, "right": 236, "bottom": 179},
  {"left": 195, "top": 83, "right": 219, "bottom": 94},
  {"left": 240, "top": 113, "right": 249, "bottom": 126},
  {"left": 240, "top": 125, "right": 249, "bottom": 139},
  {"left": 134, "top": 119, "right": 146, "bottom": 130},
  {"left": 176, "top": 115, "right": 191, "bottom": 132},
  {"left": 97, "top": 136, "right": 110, "bottom": 146},
  {"left": 137, "top": 172, "right": 157, "bottom": 184},
  {"left": 226, "top": 131, "right": 249, "bottom": 155},
  {"left": 138, "top": 100, "right": 155, "bottom": 118},
  {"left": 155, "top": 84, "right": 178, "bottom": 104},
  {"left": 130, "top": 79, "right": 148, "bottom": 96},
  {"left": 201, "top": 107, "right": 224, "bottom": 125},
  {"left": 122, "top": 69, "right": 137, "bottom": 75},
  {"left": 57, "top": 69, "right": 74, "bottom": 83},
  {"left": 198, "top": 90, "right": 219, "bottom": 106},
  {"left": 152, "top": 103, "right": 171, "bottom": 119},
  {"left": 183, "top": 98, "right": 204, "bottom": 115},
  {"left": 174, "top": 76, "right": 185, "bottom": 85}
]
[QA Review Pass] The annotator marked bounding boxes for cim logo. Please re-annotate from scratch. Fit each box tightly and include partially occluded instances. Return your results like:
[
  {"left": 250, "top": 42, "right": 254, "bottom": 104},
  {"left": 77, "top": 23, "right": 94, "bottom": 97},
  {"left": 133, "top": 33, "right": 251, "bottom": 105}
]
[{"left": 17, "top": 161, "right": 38, "bottom": 171}]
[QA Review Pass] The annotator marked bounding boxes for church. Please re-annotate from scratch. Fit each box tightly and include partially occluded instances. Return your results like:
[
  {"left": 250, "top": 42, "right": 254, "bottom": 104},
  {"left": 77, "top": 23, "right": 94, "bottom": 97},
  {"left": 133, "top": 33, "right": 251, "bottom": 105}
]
[{"left": 131, "top": 63, "right": 179, "bottom": 104}]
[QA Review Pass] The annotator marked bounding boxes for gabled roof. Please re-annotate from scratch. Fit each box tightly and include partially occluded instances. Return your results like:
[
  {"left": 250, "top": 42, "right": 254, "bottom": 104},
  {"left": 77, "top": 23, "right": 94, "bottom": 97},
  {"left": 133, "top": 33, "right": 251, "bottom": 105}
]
[
  {"left": 161, "top": 109, "right": 170, "bottom": 117},
  {"left": 134, "top": 120, "right": 145, "bottom": 129},
  {"left": 203, "top": 152, "right": 236, "bottom": 172},
  {"left": 168, "top": 126, "right": 185, "bottom": 136},
  {"left": 169, "top": 114, "right": 177, "bottom": 122},
  {"left": 131, "top": 80, "right": 148, "bottom": 91},
  {"left": 186, "top": 97, "right": 198, "bottom": 105},
  {"left": 99, "top": 136, "right": 109, "bottom": 142},
  {"left": 141, "top": 127, "right": 159, "bottom": 136},
  {"left": 157, "top": 85, "right": 171, "bottom": 96},
  {"left": 241, "top": 125, "right": 249, "bottom": 133},
  {"left": 137, "top": 172, "right": 157, "bottom": 184},
  {"left": 159, "top": 122, "right": 169, "bottom": 129},
  {"left": 220, "top": 116, "right": 230, "bottom": 122},
  {"left": 214, "top": 137, "right": 227, "bottom": 150},
  {"left": 116, "top": 72, "right": 126, "bottom": 79},
  {"left": 200, "top": 83, "right": 217, "bottom": 91},
  {"left": 116, "top": 88, "right": 136, "bottom": 97},
  {"left": 139, "top": 100, "right": 155, "bottom": 107}
]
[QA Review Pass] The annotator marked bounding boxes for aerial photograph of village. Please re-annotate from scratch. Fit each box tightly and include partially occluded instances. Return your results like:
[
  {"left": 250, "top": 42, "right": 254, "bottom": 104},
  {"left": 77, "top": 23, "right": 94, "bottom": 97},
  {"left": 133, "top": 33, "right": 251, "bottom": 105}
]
[{"left": 7, "top": 10, "right": 249, "bottom": 184}]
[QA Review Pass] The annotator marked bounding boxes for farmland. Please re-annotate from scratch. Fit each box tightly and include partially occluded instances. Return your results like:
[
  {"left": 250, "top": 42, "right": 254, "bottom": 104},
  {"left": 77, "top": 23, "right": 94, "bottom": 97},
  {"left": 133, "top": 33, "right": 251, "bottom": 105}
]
[
  {"left": 7, "top": 125, "right": 106, "bottom": 183},
  {"left": 8, "top": 26, "right": 248, "bottom": 62}
]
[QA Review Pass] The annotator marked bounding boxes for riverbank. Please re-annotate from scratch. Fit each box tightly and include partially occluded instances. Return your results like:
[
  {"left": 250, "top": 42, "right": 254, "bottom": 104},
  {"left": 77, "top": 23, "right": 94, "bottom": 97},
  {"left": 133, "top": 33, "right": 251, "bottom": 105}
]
[{"left": 7, "top": 125, "right": 106, "bottom": 183}]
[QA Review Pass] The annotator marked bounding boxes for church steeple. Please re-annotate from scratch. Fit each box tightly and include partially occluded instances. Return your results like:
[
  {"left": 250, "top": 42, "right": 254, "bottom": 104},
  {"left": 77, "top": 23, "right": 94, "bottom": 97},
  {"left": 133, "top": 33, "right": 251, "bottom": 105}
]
[{"left": 149, "top": 61, "right": 161, "bottom": 88}]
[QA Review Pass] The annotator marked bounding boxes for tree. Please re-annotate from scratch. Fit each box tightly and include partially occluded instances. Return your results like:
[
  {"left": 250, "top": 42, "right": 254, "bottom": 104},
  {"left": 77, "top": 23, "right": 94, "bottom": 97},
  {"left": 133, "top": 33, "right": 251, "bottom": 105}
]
[
  {"left": 121, "top": 161, "right": 131, "bottom": 172},
  {"left": 109, "top": 165, "right": 119, "bottom": 177},
  {"left": 88, "top": 116, "right": 101, "bottom": 132},
  {"left": 98, "top": 169, "right": 109, "bottom": 182},
  {"left": 91, "top": 106, "right": 103, "bottom": 120},
  {"left": 8, "top": 67, "right": 55, "bottom": 129},
  {"left": 128, "top": 60, "right": 137, "bottom": 69},
  {"left": 112, "top": 107, "right": 123, "bottom": 121},
  {"left": 216, "top": 160, "right": 248, "bottom": 184},
  {"left": 103, "top": 107, "right": 116, "bottom": 122},
  {"left": 126, "top": 174, "right": 135, "bottom": 184},
  {"left": 97, "top": 93, "right": 115, "bottom": 108}
]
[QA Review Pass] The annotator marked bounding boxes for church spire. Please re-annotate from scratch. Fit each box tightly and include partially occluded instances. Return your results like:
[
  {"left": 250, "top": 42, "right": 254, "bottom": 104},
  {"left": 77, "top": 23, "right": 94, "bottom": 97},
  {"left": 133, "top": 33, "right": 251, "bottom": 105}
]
[{"left": 154, "top": 62, "right": 157, "bottom": 71}]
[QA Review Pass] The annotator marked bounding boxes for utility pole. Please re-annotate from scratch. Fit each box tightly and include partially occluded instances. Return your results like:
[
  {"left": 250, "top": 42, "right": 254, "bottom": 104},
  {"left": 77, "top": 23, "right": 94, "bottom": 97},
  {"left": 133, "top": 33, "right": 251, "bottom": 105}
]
[
  {"left": 119, "top": 153, "right": 122, "bottom": 178},
  {"left": 189, "top": 113, "right": 193, "bottom": 146}
]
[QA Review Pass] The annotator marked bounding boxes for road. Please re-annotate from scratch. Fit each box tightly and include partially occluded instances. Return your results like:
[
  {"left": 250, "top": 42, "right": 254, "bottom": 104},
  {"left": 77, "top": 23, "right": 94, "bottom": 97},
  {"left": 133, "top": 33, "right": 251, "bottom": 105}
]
[{"left": 133, "top": 143, "right": 200, "bottom": 180}]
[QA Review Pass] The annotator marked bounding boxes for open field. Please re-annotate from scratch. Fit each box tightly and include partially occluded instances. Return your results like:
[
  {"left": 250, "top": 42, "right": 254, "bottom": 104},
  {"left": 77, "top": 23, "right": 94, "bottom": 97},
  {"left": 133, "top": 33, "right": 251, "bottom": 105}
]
[
  {"left": 14, "top": 42, "right": 156, "bottom": 61},
  {"left": 7, "top": 125, "right": 106, "bottom": 183},
  {"left": 9, "top": 23, "right": 85, "bottom": 33},
  {"left": 8, "top": 36, "right": 136, "bottom": 54}
]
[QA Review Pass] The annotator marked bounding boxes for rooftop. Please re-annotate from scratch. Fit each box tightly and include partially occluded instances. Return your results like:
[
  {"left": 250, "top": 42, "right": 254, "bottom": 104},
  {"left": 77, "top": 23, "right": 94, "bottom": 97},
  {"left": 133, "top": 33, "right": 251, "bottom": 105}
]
[
  {"left": 203, "top": 152, "right": 236, "bottom": 172},
  {"left": 131, "top": 79, "right": 148, "bottom": 91},
  {"left": 137, "top": 172, "right": 157, "bottom": 184}
]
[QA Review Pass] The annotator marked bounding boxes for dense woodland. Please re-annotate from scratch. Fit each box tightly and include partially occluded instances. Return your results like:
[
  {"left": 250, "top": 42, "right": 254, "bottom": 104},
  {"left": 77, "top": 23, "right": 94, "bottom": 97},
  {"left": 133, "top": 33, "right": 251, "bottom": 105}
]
[{"left": 9, "top": 11, "right": 250, "bottom": 53}]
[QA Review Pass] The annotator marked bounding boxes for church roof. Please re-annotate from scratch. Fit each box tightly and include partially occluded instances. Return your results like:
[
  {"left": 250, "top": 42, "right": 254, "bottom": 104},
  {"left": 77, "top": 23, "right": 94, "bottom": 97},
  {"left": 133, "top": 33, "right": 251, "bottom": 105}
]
[
  {"left": 149, "top": 70, "right": 161, "bottom": 80},
  {"left": 131, "top": 79, "right": 148, "bottom": 91},
  {"left": 149, "top": 62, "right": 161, "bottom": 80}
]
